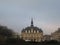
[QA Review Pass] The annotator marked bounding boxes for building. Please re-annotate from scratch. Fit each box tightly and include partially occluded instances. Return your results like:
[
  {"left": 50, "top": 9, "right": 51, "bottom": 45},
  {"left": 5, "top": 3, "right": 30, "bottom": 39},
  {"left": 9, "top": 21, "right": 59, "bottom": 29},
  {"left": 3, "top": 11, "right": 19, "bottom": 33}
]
[
  {"left": 51, "top": 28, "right": 60, "bottom": 41},
  {"left": 43, "top": 35, "right": 52, "bottom": 41},
  {"left": 21, "top": 19, "right": 43, "bottom": 42}
]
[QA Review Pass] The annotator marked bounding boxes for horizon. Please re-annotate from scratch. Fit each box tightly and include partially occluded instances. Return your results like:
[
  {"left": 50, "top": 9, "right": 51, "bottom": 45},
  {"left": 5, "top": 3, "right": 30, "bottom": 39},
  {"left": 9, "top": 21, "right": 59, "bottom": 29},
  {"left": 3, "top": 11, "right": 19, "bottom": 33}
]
[{"left": 0, "top": 0, "right": 60, "bottom": 35}]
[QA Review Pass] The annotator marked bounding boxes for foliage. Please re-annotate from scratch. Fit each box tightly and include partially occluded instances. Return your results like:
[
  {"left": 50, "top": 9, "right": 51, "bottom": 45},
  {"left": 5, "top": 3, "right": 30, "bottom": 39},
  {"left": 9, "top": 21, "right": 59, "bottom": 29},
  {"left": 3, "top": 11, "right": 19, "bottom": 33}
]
[{"left": 0, "top": 26, "right": 14, "bottom": 37}]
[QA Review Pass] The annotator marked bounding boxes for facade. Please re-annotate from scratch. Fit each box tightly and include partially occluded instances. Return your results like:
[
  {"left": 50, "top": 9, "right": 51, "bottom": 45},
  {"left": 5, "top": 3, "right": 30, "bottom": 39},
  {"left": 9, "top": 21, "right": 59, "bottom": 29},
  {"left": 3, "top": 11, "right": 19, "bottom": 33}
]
[
  {"left": 43, "top": 35, "right": 52, "bottom": 41},
  {"left": 51, "top": 28, "right": 60, "bottom": 41},
  {"left": 21, "top": 19, "right": 43, "bottom": 42}
]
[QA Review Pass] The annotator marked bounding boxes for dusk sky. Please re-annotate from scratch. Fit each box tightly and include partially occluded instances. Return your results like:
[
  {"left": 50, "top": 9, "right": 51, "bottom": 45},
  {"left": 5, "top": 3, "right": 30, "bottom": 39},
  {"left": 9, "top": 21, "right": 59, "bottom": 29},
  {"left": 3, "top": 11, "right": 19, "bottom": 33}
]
[{"left": 0, "top": 0, "right": 60, "bottom": 34}]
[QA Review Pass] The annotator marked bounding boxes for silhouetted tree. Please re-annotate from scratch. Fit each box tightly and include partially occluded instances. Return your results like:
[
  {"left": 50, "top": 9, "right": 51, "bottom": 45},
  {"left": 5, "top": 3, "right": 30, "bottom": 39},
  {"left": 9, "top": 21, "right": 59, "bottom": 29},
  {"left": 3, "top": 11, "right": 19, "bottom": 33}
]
[
  {"left": 0, "top": 25, "right": 14, "bottom": 43},
  {"left": 0, "top": 26, "right": 14, "bottom": 37}
]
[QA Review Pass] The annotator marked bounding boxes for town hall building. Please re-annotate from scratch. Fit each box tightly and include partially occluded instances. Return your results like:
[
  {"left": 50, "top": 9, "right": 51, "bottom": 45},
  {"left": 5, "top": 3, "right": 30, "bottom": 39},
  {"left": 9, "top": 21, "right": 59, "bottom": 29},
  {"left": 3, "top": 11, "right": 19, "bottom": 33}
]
[{"left": 21, "top": 19, "right": 43, "bottom": 42}]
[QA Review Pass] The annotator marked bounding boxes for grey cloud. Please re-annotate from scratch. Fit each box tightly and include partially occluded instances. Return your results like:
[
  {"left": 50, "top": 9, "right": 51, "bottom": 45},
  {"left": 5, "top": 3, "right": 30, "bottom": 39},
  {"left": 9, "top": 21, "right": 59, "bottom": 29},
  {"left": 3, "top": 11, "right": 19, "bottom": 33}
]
[{"left": 0, "top": 0, "right": 60, "bottom": 34}]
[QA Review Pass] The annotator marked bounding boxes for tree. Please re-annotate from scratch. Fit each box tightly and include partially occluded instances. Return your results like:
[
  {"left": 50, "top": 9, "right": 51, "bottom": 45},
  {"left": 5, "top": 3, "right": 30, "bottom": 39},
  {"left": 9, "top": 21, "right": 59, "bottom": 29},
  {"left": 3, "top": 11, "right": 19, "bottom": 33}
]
[
  {"left": 0, "top": 26, "right": 14, "bottom": 37},
  {"left": 0, "top": 25, "right": 14, "bottom": 43}
]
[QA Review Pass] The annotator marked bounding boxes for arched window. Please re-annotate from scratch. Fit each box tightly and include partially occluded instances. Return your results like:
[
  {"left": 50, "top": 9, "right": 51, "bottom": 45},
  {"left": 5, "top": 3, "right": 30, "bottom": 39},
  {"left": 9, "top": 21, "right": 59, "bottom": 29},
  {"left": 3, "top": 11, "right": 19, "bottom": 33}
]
[
  {"left": 28, "top": 30, "right": 30, "bottom": 33},
  {"left": 25, "top": 30, "right": 27, "bottom": 33},
  {"left": 31, "top": 29, "right": 33, "bottom": 33},
  {"left": 37, "top": 30, "right": 39, "bottom": 33}
]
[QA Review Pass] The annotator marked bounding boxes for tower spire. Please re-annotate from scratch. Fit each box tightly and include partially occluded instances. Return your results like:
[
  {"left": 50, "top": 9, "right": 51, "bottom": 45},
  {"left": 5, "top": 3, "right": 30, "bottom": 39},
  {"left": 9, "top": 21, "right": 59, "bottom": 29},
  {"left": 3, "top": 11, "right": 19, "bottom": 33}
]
[{"left": 31, "top": 18, "right": 34, "bottom": 26}]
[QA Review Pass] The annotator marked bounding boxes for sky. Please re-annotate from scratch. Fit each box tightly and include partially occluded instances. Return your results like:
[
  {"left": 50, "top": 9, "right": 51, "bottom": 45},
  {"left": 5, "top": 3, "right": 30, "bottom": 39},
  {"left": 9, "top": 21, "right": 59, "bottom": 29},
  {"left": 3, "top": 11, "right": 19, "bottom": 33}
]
[{"left": 0, "top": 0, "right": 60, "bottom": 35}]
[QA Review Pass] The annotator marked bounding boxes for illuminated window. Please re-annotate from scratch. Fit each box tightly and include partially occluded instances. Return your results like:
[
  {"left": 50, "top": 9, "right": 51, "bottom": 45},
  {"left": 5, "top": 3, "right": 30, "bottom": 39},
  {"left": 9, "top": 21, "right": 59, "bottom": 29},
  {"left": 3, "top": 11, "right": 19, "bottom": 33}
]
[
  {"left": 25, "top": 30, "right": 27, "bottom": 33},
  {"left": 31, "top": 29, "right": 33, "bottom": 33},
  {"left": 37, "top": 31, "right": 39, "bottom": 33},
  {"left": 28, "top": 30, "right": 30, "bottom": 33}
]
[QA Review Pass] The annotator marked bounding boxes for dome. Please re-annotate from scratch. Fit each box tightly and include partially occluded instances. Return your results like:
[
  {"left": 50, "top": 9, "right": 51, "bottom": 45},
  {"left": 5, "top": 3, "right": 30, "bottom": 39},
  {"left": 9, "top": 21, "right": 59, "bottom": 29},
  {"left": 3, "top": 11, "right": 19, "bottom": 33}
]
[
  {"left": 22, "top": 18, "right": 43, "bottom": 33},
  {"left": 22, "top": 26, "right": 43, "bottom": 32}
]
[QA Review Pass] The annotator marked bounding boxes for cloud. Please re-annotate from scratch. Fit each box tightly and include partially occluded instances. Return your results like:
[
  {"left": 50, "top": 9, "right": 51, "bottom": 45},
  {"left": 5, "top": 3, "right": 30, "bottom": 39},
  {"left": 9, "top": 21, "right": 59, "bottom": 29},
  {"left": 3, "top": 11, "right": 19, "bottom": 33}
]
[
  {"left": 0, "top": 0, "right": 60, "bottom": 34},
  {"left": 34, "top": 20, "right": 60, "bottom": 34}
]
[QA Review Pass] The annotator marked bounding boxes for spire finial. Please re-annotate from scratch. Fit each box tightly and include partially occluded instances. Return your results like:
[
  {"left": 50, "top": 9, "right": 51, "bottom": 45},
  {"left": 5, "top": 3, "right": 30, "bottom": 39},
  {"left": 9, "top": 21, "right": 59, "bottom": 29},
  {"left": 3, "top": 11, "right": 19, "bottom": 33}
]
[{"left": 31, "top": 18, "right": 33, "bottom": 26}]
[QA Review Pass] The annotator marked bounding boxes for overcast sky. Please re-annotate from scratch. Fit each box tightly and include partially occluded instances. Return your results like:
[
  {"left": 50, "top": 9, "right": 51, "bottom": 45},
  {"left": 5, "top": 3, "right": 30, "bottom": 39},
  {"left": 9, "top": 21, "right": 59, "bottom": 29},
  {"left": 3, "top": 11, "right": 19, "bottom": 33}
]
[{"left": 0, "top": 0, "right": 60, "bottom": 35}]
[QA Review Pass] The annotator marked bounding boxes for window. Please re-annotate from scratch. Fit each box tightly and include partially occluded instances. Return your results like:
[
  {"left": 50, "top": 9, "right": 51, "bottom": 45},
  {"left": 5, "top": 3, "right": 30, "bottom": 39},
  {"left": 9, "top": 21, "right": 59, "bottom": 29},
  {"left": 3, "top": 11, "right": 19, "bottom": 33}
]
[
  {"left": 28, "top": 30, "right": 30, "bottom": 33},
  {"left": 37, "top": 31, "right": 39, "bottom": 33},
  {"left": 34, "top": 30, "right": 36, "bottom": 33},
  {"left": 25, "top": 30, "right": 27, "bottom": 33},
  {"left": 31, "top": 29, "right": 33, "bottom": 33}
]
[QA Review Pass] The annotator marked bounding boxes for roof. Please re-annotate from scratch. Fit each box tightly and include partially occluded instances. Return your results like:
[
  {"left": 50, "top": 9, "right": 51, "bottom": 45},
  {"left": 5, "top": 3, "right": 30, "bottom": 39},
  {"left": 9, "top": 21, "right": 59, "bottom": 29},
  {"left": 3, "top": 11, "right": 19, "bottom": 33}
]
[
  {"left": 21, "top": 19, "right": 43, "bottom": 33},
  {"left": 22, "top": 26, "right": 43, "bottom": 32}
]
